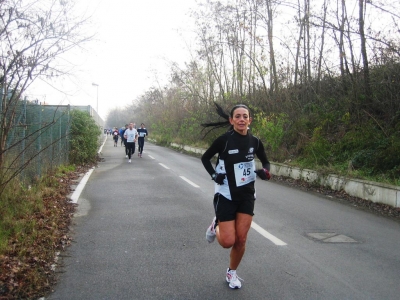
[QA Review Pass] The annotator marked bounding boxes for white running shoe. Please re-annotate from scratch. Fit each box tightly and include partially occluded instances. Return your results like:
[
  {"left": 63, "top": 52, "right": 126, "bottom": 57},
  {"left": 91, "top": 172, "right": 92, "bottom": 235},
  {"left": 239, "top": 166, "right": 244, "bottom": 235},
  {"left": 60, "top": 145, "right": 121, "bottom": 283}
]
[
  {"left": 226, "top": 268, "right": 242, "bottom": 289},
  {"left": 126, "top": 155, "right": 128, "bottom": 158},
  {"left": 205, "top": 217, "right": 216, "bottom": 243},
  {"left": 128, "top": 159, "right": 131, "bottom": 163}
]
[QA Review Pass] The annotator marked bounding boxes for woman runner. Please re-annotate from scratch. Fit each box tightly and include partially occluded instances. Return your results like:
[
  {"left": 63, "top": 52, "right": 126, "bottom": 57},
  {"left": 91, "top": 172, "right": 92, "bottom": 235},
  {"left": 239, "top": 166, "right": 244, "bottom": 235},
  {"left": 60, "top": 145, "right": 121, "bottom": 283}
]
[{"left": 201, "top": 103, "right": 271, "bottom": 289}]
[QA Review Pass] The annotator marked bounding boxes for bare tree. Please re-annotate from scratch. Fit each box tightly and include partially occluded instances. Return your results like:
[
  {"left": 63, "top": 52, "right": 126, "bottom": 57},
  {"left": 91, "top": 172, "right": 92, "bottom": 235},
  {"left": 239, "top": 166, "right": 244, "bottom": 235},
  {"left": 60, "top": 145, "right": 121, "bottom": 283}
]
[
  {"left": 358, "top": 0, "right": 373, "bottom": 109},
  {"left": 316, "top": 0, "right": 327, "bottom": 94},
  {"left": 0, "top": 0, "right": 92, "bottom": 183},
  {"left": 265, "top": 0, "right": 278, "bottom": 94},
  {"left": 293, "top": 0, "right": 304, "bottom": 88}
]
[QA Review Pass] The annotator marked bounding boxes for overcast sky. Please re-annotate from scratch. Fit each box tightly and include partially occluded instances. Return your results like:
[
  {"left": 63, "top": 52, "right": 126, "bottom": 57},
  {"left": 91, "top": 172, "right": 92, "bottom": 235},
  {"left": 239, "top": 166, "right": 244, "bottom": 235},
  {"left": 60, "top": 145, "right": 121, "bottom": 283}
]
[{"left": 29, "top": 0, "right": 199, "bottom": 120}]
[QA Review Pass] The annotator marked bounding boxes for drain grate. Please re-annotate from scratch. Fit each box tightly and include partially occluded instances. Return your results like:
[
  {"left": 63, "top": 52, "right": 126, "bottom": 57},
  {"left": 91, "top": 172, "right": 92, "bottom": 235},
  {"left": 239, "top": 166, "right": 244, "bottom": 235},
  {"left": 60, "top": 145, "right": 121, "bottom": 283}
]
[{"left": 306, "top": 232, "right": 358, "bottom": 243}]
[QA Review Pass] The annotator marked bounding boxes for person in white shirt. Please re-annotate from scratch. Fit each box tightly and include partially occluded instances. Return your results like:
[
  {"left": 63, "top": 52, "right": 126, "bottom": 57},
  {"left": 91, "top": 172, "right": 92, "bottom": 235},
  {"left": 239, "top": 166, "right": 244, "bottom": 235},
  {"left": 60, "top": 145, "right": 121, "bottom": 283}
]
[{"left": 123, "top": 122, "right": 138, "bottom": 163}]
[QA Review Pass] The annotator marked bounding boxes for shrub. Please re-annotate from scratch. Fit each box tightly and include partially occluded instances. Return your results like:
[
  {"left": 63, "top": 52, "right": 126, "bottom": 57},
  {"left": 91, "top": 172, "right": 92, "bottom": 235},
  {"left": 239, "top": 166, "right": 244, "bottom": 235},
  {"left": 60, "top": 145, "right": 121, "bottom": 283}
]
[
  {"left": 303, "top": 126, "right": 332, "bottom": 166},
  {"left": 251, "top": 111, "right": 288, "bottom": 153},
  {"left": 69, "top": 110, "right": 101, "bottom": 165}
]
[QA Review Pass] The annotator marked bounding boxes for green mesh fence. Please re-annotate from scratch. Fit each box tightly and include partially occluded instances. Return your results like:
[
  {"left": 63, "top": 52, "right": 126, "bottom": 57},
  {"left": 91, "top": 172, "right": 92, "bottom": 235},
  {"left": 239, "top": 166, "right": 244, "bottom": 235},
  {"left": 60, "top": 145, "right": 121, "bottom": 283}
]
[{"left": 2, "top": 102, "right": 71, "bottom": 185}]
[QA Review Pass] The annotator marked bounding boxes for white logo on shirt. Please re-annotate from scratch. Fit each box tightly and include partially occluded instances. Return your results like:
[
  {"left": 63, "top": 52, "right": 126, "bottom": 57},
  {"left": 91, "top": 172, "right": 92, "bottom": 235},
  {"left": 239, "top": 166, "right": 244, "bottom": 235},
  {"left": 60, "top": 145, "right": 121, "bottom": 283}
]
[{"left": 228, "top": 149, "right": 239, "bottom": 154}]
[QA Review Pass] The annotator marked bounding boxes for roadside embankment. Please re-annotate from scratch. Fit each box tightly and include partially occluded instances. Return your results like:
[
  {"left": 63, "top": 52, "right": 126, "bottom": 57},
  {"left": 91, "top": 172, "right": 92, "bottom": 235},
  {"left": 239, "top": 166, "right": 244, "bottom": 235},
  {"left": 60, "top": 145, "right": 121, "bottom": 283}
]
[{"left": 170, "top": 142, "right": 400, "bottom": 208}]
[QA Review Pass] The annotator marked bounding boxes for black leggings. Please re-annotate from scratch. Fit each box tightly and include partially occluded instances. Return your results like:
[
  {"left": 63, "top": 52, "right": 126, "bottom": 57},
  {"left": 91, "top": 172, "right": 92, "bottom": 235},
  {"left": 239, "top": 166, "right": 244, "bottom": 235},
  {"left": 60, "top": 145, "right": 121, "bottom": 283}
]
[
  {"left": 138, "top": 138, "right": 145, "bottom": 154},
  {"left": 126, "top": 142, "right": 135, "bottom": 159}
]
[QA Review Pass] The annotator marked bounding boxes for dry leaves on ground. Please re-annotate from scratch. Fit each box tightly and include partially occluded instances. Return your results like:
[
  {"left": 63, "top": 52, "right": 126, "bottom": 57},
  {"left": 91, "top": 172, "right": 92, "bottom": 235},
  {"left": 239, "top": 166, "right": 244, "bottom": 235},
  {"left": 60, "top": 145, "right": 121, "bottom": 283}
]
[{"left": 0, "top": 164, "right": 93, "bottom": 300}]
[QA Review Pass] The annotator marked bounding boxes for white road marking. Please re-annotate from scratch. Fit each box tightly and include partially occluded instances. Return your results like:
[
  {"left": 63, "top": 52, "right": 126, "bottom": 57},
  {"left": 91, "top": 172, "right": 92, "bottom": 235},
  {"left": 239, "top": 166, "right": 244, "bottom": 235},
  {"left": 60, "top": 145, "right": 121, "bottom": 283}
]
[
  {"left": 150, "top": 153, "right": 284, "bottom": 245},
  {"left": 98, "top": 135, "right": 108, "bottom": 154},
  {"left": 70, "top": 168, "right": 95, "bottom": 204},
  {"left": 180, "top": 176, "right": 200, "bottom": 188},
  {"left": 148, "top": 155, "right": 155, "bottom": 159},
  {"left": 251, "top": 222, "right": 287, "bottom": 246}
]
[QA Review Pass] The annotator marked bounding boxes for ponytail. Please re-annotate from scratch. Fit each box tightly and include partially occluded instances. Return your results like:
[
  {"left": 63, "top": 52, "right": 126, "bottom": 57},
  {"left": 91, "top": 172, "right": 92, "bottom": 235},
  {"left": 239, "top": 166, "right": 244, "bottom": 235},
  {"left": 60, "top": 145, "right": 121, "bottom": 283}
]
[{"left": 201, "top": 102, "right": 251, "bottom": 137}]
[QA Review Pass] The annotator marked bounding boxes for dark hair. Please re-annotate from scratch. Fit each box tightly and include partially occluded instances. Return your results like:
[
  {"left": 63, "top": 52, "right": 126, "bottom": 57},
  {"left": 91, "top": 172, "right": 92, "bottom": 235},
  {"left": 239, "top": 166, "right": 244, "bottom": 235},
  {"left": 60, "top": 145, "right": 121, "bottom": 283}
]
[
  {"left": 201, "top": 102, "right": 250, "bottom": 136},
  {"left": 230, "top": 104, "right": 251, "bottom": 118}
]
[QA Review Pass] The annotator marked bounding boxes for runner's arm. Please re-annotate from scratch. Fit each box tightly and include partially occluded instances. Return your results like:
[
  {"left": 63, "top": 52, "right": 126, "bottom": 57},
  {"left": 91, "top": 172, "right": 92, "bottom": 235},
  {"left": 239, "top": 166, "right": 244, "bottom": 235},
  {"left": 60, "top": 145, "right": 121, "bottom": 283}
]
[
  {"left": 201, "top": 136, "right": 225, "bottom": 177},
  {"left": 255, "top": 139, "right": 270, "bottom": 171}
]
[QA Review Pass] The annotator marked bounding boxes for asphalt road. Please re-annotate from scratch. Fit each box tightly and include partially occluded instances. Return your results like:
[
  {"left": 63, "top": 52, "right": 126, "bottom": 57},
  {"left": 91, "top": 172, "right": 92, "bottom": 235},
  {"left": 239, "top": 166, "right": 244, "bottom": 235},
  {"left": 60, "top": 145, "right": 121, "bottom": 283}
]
[{"left": 47, "top": 136, "right": 400, "bottom": 300}]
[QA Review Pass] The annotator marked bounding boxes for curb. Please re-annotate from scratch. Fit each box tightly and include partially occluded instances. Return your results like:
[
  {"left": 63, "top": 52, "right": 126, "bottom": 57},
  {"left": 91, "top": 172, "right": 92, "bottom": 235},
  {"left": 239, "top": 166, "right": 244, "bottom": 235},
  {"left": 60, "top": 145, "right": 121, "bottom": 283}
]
[
  {"left": 170, "top": 143, "right": 400, "bottom": 208},
  {"left": 69, "top": 135, "right": 107, "bottom": 204}
]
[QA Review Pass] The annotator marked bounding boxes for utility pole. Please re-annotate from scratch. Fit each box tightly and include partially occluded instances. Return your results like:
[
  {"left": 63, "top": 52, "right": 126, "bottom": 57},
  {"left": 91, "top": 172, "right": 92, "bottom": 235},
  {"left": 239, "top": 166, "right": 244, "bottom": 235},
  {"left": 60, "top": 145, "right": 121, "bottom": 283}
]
[{"left": 92, "top": 83, "right": 99, "bottom": 125}]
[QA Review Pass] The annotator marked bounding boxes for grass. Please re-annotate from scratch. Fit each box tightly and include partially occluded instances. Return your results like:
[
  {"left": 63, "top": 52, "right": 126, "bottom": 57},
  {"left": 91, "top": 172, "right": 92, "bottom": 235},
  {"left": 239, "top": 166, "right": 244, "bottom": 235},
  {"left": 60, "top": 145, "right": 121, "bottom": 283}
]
[
  {"left": 0, "top": 183, "right": 39, "bottom": 252},
  {"left": 0, "top": 165, "right": 77, "bottom": 299}
]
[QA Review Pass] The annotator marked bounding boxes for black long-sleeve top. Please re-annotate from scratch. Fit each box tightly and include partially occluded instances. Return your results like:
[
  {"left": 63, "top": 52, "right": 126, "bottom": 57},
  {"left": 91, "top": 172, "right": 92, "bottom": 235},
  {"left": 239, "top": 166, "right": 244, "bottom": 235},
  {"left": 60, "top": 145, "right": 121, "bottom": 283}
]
[{"left": 201, "top": 130, "right": 270, "bottom": 201}]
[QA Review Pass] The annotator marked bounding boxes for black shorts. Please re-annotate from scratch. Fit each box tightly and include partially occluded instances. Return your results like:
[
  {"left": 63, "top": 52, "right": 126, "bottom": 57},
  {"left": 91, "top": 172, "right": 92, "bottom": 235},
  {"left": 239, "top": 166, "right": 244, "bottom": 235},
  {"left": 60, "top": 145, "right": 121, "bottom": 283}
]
[{"left": 213, "top": 193, "right": 255, "bottom": 222}]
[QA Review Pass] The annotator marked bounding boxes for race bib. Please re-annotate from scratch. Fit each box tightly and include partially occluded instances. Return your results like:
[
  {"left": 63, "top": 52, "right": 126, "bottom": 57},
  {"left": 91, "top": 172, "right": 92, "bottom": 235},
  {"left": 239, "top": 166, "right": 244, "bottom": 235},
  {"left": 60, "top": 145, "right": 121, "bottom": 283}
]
[
  {"left": 234, "top": 161, "right": 256, "bottom": 187},
  {"left": 127, "top": 131, "right": 136, "bottom": 141},
  {"left": 139, "top": 132, "right": 146, "bottom": 137}
]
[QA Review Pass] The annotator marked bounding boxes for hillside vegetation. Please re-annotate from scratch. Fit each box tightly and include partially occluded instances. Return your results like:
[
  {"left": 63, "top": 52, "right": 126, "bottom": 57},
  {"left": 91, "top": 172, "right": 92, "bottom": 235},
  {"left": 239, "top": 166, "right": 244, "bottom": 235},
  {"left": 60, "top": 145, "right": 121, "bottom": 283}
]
[{"left": 106, "top": 0, "right": 400, "bottom": 186}]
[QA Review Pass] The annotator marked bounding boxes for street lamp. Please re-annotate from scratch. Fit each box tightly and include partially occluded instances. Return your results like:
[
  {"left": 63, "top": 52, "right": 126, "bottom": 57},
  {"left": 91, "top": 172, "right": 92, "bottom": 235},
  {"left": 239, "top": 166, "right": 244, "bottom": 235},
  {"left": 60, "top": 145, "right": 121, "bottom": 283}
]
[{"left": 92, "top": 83, "right": 99, "bottom": 124}]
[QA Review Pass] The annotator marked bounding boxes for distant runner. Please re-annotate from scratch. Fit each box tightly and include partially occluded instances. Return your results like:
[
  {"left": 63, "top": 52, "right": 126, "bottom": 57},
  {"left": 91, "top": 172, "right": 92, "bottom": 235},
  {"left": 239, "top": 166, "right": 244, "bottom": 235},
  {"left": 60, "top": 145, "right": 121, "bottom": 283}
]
[
  {"left": 120, "top": 125, "right": 127, "bottom": 147},
  {"left": 112, "top": 128, "right": 119, "bottom": 147},
  {"left": 123, "top": 122, "right": 138, "bottom": 163},
  {"left": 137, "top": 123, "right": 148, "bottom": 158}
]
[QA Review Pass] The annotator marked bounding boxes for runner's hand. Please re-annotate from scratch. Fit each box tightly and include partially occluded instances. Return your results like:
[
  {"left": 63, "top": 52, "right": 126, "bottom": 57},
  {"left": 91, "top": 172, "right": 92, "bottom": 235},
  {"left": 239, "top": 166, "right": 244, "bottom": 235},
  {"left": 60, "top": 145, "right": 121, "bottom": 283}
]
[
  {"left": 255, "top": 168, "right": 271, "bottom": 180},
  {"left": 212, "top": 173, "right": 226, "bottom": 185}
]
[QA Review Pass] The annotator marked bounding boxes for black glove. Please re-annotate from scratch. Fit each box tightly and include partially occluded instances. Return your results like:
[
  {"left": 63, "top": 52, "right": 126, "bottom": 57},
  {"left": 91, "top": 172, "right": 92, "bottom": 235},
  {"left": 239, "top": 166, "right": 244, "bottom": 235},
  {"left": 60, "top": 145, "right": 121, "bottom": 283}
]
[
  {"left": 212, "top": 173, "right": 226, "bottom": 185},
  {"left": 255, "top": 168, "right": 271, "bottom": 180}
]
